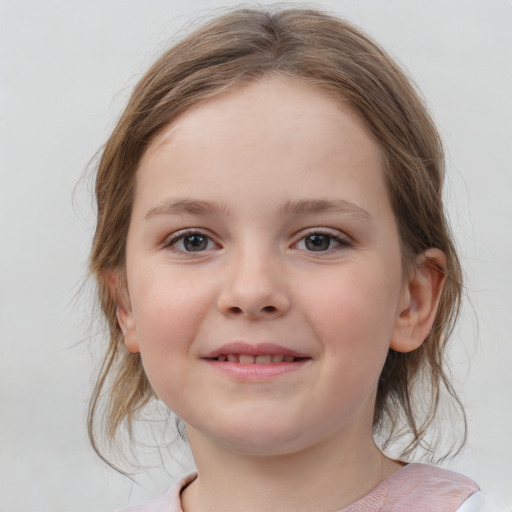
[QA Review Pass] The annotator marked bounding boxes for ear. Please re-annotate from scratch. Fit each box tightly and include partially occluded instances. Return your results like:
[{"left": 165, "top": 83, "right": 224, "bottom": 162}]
[
  {"left": 106, "top": 271, "right": 140, "bottom": 354},
  {"left": 390, "top": 248, "right": 446, "bottom": 353}
]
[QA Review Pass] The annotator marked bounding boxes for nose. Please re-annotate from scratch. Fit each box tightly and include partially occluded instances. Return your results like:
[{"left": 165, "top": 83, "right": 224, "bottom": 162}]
[{"left": 216, "top": 248, "right": 291, "bottom": 319}]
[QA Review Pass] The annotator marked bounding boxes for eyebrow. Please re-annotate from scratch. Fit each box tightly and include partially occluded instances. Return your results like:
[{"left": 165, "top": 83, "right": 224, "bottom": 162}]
[
  {"left": 280, "top": 199, "right": 372, "bottom": 222},
  {"left": 144, "top": 198, "right": 230, "bottom": 220},
  {"left": 144, "top": 197, "right": 372, "bottom": 222}
]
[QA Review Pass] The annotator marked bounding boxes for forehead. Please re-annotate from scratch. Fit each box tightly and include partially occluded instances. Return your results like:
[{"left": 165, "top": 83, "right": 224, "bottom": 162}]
[
  {"left": 134, "top": 77, "right": 389, "bottom": 219},
  {"left": 151, "top": 77, "right": 375, "bottom": 152}
]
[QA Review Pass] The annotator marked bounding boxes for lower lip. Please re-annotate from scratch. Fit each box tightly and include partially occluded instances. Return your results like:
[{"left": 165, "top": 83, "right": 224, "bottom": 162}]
[{"left": 203, "top": 359, "right": 311, "bottom": 379}]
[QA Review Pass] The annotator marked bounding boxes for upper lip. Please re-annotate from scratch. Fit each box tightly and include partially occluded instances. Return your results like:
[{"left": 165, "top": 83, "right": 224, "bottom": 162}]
[{"left": 202, "top": 342, "right": 309, "bottom": 359}]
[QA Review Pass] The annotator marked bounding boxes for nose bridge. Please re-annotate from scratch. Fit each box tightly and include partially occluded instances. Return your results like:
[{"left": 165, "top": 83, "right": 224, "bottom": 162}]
[{"left": 217, "top": 239, "right": 290, "bottom": 318}]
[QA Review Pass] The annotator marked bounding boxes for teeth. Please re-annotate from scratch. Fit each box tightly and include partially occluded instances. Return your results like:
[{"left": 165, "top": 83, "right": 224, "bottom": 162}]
[
  {"left": 217, "top": 354, "right": 297, "bottom": 363},
  {"left": 255, "top": 354, "right": 272, "bottom": 364}
]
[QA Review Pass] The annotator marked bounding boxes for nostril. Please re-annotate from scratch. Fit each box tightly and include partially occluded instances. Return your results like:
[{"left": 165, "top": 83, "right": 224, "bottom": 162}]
[{"left": 227, "top": 305, "right": 277, "bottom": 315}]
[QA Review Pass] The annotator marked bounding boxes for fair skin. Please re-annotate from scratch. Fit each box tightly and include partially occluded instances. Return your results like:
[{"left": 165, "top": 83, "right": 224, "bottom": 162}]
[{"left": 116, "top": 77, "right": 445, "bottom": 512}]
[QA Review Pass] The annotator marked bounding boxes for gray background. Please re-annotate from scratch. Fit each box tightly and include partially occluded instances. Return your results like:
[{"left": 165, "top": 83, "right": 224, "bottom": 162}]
[{"left": 1, "top": 0, "right": 511, "bottom": 510}]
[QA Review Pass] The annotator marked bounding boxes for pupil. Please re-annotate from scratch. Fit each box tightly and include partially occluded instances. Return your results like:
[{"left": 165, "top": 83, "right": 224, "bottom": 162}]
[
  {"left": 305, "top": 234, "right": 330, "bottom": 251},
  {"left": 184, "top": 235, "right": 208, "bottom": 251}
]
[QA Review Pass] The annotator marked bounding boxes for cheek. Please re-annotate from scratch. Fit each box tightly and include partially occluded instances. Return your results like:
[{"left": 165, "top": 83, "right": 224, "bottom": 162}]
[
  {"left": 299, "top": 268, "right": 401, "bottom": 426},
  {"left": 128, "top": 271, "right": 213, "bottom": 407},
  {"left": 302, "top": 262, "right": 402, "bottom": 363},
  {"left": 129, "top": 266, "right": 214, "bottom": 355}
]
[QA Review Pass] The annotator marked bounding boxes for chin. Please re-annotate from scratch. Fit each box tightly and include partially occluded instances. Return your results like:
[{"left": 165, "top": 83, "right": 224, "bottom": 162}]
[{"left": 199, "top": 419, "right": 315, "bottom": 457}]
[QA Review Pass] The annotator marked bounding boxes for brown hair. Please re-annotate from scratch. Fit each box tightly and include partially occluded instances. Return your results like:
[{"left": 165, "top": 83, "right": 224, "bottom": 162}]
[{"left": 88, "top": 6, "right": 464, "bottom": 467}]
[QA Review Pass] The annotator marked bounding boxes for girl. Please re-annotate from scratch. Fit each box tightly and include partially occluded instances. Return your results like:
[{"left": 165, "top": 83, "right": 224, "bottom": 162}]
[{"left": 88, "top": 7, "right": 492, "bottom": 511}]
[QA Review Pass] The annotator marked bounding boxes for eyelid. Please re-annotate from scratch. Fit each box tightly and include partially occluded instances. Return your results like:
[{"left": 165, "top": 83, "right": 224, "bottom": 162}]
[
  {"left": 292, "top": 227, "right": 353, "bottom": 251},
  {"left": 164, "top": 228, "right": 221, "bottom": 252},
  {"left": 162, "top": 226, "right": 352, "bottom": 253}
]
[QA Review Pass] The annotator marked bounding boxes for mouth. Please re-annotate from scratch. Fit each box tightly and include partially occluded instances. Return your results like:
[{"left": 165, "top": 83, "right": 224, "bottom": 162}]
[
  {"left": 208, "top": 354, "right": 308, "bottom": 364},
  {"left": 202, "top": 342, "right": 311, "bottom": 378}
]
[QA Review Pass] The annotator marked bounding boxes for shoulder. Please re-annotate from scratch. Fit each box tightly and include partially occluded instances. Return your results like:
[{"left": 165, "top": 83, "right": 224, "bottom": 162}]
[
  {"left": 116, "top": 473, "right": 197, "bottom": 512},
  {"left": 381, "top": 463, "right": 480, "bottom": 512},
  {"left": 395, "top": 462, "right": 480, "bottom": 490},
  {"left": 454, "top": 491, "right": 503, "bottom": 512},
  {"left": 343, "top": 463, "right": 481, "bottom": 512}
]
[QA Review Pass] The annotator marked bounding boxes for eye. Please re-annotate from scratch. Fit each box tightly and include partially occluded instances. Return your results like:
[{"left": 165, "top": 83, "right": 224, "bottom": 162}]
[
  {"left": 167, "top": 231, "right": 218, "bottom": 253},
  {"left": 295, "top": 231, "right": 350, "bottom": 252},
  {"left": 304, "top": 234, "right": 333, "bottom": 251}
]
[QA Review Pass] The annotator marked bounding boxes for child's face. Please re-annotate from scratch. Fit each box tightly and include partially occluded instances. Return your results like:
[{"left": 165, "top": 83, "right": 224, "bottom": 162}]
[{"left": 120, "top": 77, "right": 411, "bottom": 456}]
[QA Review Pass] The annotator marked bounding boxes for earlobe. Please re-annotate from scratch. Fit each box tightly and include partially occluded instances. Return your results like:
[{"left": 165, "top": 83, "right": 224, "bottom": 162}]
[
  {"left": 390, "top": 248, "right": 446, "bottom": 353},
  {"left": 116, "top": 305, "right": 140, "bottom": 354},
  {"left": 106, "top": 271, "right": 140, "bottom": 354}
]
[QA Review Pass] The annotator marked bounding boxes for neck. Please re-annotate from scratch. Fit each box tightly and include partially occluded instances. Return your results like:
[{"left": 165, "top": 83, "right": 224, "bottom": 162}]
[{"left": 181, "top": 426, "right": 402, "bottom": 512}]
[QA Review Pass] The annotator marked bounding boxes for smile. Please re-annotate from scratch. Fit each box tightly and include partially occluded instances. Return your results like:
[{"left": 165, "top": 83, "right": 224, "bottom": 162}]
[
  {"left": 202, "top": 343, "right": 312, "bottom": 379},
  {"left": 212, "top": 354, "right": 303, "bottom": 364},
  {"left": 203, "top": 342, "right": 310, "bottom": 362}
]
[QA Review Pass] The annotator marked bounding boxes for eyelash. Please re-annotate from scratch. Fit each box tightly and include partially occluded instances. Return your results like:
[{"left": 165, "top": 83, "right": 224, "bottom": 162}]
[
  {"left": 164, "top": 228, "right": 352, "bottom": 254},
  {"left": 165, "top": 229, "right": 218, "bottom": 253},
  {"left": 293, "top": 229, "right": 352, "bottom": 253}
]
